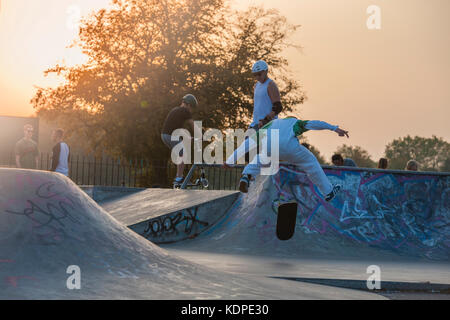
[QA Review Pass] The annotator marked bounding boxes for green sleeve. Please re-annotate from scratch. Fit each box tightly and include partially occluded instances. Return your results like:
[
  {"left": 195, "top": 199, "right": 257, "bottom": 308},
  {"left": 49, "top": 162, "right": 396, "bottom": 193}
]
[{"left": 293, "top": 120, "right": 309, "bottom": 136}]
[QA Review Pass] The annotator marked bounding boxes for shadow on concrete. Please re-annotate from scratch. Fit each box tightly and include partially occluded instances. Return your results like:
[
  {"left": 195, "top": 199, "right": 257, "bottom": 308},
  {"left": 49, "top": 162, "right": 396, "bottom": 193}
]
[{"left": 271, "top": 276, "right": 450, "bottom": 294}]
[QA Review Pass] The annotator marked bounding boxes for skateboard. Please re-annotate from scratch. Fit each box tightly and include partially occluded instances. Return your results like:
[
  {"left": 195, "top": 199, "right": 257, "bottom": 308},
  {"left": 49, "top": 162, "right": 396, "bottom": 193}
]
[{"left": 276, "top": 202, "right": 298, "bottom": 240}]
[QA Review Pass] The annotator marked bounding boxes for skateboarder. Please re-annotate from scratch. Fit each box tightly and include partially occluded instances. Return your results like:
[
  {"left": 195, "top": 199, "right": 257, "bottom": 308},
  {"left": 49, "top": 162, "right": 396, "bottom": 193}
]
[
  {"left": 161, "top": 94, "right": 198, "bottom": 187},
  {"left": 224, "top": 117, "right": 349, "bottom": 202}
]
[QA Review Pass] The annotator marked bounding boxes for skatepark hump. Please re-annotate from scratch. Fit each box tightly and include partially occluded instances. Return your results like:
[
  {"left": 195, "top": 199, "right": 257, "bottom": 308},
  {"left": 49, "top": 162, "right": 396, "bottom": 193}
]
[
  {"left": 154, "top": 165, "right": 450, "bottom": 262},
  {"left": 0, "top": 168, "right": 386, "bottom": 299}
]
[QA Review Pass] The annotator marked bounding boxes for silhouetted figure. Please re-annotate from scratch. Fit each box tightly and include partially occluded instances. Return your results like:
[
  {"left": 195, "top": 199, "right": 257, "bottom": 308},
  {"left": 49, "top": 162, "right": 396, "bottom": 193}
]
[
  {"left": 405, "top": 160, "right": 419, "bottom": 171},
  {"left": 378, "top": 158, "right": 388, "bottom": 169},
  {"left": 161, "top": 94, "right": 198, "bottom": 187},
  {"left": 50, "top": 128, "right": 70, "bottom": 177},
  {"left": 15, "top": 124, "right": 39, "bottom": 169},
  {"left": 343, "top": 158, "right": 357, "bottom": 167},
  {"left": 331, "top": 154, "right": 344, "bottom": 166},
  {"left": 332, "top": 153, "right": 356, "bottom": 167}
]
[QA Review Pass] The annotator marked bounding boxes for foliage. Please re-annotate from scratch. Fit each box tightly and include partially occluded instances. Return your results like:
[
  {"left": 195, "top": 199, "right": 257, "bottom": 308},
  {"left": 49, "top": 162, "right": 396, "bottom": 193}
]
[
  {"left": 384, "top": 135, "right": 450, "bottom": 171},
  {"left": 334, "top": 144, "right": 376, "bottom": 168},
  {"left": 298, "top": 137, "right": 327, "bottom": 165},
  {"left": 31, "top": 0, "right": 305, "bottom": 165}
]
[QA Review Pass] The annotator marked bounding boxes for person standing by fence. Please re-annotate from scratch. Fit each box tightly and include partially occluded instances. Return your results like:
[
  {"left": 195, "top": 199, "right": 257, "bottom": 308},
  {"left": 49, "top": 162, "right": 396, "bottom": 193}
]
[
  {"left": 15, "top": 124, "right": 39, "bottom": 169},
  {"left": 50, "top": 128, "right": 70, "bottom": 177}
]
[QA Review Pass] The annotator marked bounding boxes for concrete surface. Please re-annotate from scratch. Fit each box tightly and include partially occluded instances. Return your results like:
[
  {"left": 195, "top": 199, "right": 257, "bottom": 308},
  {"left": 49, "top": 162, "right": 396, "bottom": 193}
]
[
  {"left": 102, "top": 188, "right": 239, "bottom": 225},
  {"left": 0, "top": 168, "right": 383, "bottom": 299},
  {"left": 80, "top": 185, "right": 145, "bottom": 203},
  {"left": 1, "top": 165, "right": 449, "bottom": 300},
  {"left": 160, "top": 165, "right": 449, "bottom": 261},
  {"left": 103, "top": 188, "right": 240, "bottom": 243},
  {"left": 155, "top": 165, "right": 450, "bottom": 299}
]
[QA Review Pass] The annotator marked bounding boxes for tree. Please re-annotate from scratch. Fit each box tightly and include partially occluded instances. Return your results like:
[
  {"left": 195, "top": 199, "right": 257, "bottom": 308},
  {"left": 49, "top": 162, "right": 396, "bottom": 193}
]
[
  {"left": 334, "top": 144, "right": 376, "bottom": 168},
  {"left": 384, "top": 135, "right": 450, "bottom": 171},
  {"left": 308, "top": 144, "right": 327, "bottom": 165},
  {"left": 441, "top": 158, "right": 450, "bottom": 173},
  {"left": 31, "top": 0, "right": 305, "bottom": 185},
  {"left": 298, "top": 137, "right": 327, "bottom": 165}
]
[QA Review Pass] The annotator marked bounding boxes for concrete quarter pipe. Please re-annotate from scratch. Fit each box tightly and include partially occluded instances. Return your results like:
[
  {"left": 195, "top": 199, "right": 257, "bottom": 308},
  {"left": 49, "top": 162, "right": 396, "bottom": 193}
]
[{"left": 184, "top": 165, "right": 450, "bottom": 261}]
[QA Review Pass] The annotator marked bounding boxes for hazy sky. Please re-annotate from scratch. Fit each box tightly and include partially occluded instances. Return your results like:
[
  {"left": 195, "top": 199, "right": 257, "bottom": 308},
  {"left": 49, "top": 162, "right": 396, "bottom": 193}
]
[{"left": 0, "top": 0, "right": 449, "bottom": 161}]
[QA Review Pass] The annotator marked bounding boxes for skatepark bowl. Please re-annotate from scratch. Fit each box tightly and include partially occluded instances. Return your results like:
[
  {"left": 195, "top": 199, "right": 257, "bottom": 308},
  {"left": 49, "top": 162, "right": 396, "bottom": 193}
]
[{"left": 0, "top": 165, "right": 449, "bottom": 299}]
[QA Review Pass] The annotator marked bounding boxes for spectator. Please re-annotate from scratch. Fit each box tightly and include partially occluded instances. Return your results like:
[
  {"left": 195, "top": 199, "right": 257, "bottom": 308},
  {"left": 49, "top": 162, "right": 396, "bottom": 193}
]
[
  {"left": 50, "top": 128, "right": 70, "bottom": 177},
  {"left": 332, "top": 153, "right": 356, "bottom": 167},
  {"left": 343, "top": 158, "right": 357, "bottom": 167},
  {"left": 378, "top": 158, "right": 388, "bottom": 169},
  {"left": 405, "top": 160, "right": 419, "bottom": 171},
  {"left": 15, "top": 124, "right": 39, "bottom": 169},
  {"left": 331, "top": 154, "right": 344, "bottom": 166}
]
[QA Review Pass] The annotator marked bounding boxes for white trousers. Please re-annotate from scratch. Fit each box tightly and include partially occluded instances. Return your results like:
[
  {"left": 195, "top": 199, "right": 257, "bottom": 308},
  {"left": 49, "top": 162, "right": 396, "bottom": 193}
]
[{"left": 242, "top": 136, "right": 333, "bottom": 196}]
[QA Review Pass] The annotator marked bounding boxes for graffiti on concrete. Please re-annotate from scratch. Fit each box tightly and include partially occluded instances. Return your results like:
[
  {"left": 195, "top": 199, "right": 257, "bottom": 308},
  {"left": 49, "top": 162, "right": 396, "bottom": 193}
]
[
  {"left": 272, "top": 165, "right": 450, "bottom": 259},
  {"left": 1, "top": 174, "right": 154, "bottom": 280},
  {"left": 143, "top": 206, "right": 209, "bottom": 239},
  {"left": 3, "top": 181, "right": 80, "bottom": 245}
]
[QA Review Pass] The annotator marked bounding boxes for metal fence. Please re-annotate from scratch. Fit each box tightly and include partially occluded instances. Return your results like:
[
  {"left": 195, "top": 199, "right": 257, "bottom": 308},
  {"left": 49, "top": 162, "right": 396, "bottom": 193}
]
[
  {"left": 180, "top": 164, "right": 244, "bottom": 190},
  {"left": 0, "top": 152, "right": 244, "bottom": 190},
  {"left": 65, "top": 156, "right": 173, "bottom": 188},
  {"left": 0, "top": 153, "right": 174, "bottom": 188}
]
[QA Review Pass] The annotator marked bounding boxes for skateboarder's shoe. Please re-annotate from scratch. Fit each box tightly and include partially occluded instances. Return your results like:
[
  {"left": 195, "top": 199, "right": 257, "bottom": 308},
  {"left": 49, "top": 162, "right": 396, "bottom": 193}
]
[
  {"left": 239, "top": 174, "right": 250, "bottom": 193},
  {"left": 173, "top": 176, "right": 184, "bottom": 188},
  {"left": 325, "top": 184, "right": 341, "bottom": 202}
]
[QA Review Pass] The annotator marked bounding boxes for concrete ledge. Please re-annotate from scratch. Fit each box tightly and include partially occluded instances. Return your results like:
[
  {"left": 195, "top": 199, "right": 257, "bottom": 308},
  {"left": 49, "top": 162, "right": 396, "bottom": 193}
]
[
  {"left": 80, "top": 185, "right": 146, "bottom": 203},
  {"left": 101, "top": 188, "right": 240, "bottom": 244}
]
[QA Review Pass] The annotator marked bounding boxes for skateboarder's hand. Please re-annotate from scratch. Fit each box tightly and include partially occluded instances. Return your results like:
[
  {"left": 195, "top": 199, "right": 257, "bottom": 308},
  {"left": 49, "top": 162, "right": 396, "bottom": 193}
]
[{"left": 336, "top": 128, "right": 349, "bottom": 138}]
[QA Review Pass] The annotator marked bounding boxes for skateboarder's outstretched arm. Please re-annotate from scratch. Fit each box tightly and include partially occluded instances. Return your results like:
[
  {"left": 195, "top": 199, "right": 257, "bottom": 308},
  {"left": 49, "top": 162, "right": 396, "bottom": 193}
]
[{"left": 303, "top": 120, "right": 349, "bottom": 138}]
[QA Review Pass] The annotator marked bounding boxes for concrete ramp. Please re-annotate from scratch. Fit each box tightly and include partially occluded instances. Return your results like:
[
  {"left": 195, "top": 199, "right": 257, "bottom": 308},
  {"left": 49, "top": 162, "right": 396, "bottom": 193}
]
[
  {"left": 176, "top": 165, "right": 450, "bottom": 261},
  {"left": 80, "top": 186, "right": 145, "bottom": 203},
  {"left": 102, "top": 189, "right": 239, "bottom": 243},
  {"left": 2, "top": 168, "right": 380, "bottom": 299}
]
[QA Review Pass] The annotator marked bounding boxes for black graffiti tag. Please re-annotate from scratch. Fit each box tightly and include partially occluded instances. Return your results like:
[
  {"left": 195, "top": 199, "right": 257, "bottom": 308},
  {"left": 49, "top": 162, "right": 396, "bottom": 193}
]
[
  {"left": 144, "top": 207, "right": 208, "bottom": 238},
  {"left": 4, "top": 182, "right": 80, "bottom": 244}
]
